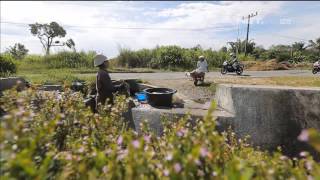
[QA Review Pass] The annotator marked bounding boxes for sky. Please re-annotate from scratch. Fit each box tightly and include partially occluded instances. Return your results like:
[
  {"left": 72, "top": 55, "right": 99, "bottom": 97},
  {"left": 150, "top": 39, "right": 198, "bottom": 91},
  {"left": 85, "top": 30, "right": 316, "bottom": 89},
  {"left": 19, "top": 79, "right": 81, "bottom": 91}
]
[{"left": 1, "top": 1, "right": 320, "bottom": 58}]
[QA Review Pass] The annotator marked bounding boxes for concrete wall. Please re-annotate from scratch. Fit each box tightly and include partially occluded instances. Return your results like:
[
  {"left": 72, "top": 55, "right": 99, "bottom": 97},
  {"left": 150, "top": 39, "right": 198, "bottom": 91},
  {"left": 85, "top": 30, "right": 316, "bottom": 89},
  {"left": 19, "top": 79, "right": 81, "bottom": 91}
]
[{"left": 215, "top": 84, "right": 320, "bottom": 157}]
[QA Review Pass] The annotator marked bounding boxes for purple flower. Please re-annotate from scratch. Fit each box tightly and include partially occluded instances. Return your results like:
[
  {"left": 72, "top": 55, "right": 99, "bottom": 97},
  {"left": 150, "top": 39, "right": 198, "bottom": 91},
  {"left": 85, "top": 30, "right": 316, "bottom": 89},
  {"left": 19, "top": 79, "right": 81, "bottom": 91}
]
[
  {"left": 174, "top": 163, "right": 182, "bottom": 173},
  {"left": 132, "top": 140, "right": 140, "bottom": 149},
  {"left": 117, "top": 136, "right": 123, "bottom": 145},
  {"left": 298, "top": 130, "right": 309, "bottom": 142}
]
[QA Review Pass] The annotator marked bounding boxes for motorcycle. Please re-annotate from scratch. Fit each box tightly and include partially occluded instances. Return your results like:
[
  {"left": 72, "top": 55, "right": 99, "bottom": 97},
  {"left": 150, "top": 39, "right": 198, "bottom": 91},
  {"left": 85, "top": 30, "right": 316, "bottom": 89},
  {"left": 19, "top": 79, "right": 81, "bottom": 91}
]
[
  {"left": 221, "top": 61, "right": 244, "bottom": 75},
  {"left": 312, "top": 63, "right": 320, "bottom": 74}
]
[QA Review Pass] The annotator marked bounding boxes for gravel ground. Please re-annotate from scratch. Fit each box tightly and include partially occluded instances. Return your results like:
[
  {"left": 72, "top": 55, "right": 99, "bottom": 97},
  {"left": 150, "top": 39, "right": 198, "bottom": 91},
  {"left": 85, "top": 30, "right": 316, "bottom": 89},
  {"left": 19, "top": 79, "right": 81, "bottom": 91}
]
[{"left": 147, "top": 78, "right": 216, "bottom": 104}]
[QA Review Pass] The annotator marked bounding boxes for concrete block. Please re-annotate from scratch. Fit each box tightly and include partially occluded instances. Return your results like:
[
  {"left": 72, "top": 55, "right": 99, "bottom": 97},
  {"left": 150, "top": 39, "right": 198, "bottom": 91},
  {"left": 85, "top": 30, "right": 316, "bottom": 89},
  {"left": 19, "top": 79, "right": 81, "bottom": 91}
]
[{"left": 215, "top": 84, "right": 320, "bottom": 157}]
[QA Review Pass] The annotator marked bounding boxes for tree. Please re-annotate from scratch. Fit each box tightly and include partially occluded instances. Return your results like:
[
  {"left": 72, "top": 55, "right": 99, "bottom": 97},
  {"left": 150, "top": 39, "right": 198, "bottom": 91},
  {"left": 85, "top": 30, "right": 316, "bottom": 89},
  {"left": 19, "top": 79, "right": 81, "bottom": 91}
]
[
  {"left": 29, "top": 22, "right": 66, "bottom": 55},
  {"left": 5, "top": 43, "right": 29, "bottom": 59},
  {"left": 308, "top": 37, "right": 320, "bottom": 55},
  {"left": 228, "top": 39, "right": 255, "bottom": 54}
]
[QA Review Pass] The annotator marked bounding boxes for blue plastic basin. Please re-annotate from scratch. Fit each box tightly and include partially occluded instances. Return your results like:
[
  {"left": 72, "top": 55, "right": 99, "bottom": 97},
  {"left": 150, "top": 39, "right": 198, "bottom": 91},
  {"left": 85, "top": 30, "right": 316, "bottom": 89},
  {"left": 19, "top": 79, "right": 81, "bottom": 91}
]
[{"left": 135, "top": 92, "right": 147, "bottom": 101}]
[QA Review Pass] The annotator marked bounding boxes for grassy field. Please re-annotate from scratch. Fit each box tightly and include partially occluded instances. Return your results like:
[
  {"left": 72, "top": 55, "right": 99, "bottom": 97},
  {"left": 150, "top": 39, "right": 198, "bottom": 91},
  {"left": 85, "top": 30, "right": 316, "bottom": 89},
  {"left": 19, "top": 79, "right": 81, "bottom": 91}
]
[
  {"left": 16, "top": 65, "right": 157, "bottom": 85},
  {"left": 212, "top": 76, "right": 320, "bottom": 87}
]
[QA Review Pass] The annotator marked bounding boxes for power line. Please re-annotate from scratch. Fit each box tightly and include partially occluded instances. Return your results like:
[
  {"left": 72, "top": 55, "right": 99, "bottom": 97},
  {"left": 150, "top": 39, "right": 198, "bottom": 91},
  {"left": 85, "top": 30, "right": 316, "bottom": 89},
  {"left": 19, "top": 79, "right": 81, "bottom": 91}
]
[
  {"left": 264, "top": 32, "right": 309, "bottom": 42},
  {"left": 249, "top": 27, "right": 310, "bottom": 42},
  {"left": 0, "top": 21, "right": 238, "bottom": 32},
  {"left": 243, "top": 11, "right": 258, "bottom": 56}
]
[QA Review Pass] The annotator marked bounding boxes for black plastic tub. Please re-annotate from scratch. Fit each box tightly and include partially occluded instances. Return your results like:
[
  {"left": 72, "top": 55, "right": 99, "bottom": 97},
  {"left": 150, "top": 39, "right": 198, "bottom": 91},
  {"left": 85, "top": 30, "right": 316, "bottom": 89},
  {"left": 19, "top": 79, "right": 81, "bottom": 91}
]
[{"left": 143, "top": 88, "right": 177, "bottom": 107}]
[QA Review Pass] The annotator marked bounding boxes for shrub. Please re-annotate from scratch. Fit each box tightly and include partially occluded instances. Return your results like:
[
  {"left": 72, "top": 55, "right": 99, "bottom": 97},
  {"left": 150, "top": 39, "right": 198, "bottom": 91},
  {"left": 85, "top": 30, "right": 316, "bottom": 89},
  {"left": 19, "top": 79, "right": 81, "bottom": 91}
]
[
  {"left": 0, "top": 54, "right": 17, "bottom": 77},
  {"left": 276, "top": 52, "right": 291, "bottom": 62},
  {"left": 238, "top": 53, "right": 256, "bottom": 61},
  {"left": 5, "top": 43, "right": 29, "bottom": 60},
  {"left": 44, "top": 51, "right": 94, "bottom": 68},
  {"left": 116, "top": 46, "right": 230, "bottom": 70},
  {"left": 1, "top": 89, "right": 320, "bottom": 179}
]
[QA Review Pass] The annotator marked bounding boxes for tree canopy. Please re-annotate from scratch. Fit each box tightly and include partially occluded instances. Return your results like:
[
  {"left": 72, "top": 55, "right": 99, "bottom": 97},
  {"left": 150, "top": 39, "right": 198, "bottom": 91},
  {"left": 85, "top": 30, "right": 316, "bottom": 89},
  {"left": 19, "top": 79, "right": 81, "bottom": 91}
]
[
  {"left": 29, "top": 22, "right": 67, "bottom": 55},
  {"left": 5, "top": 43, "right": 29, "bottom": 60}
]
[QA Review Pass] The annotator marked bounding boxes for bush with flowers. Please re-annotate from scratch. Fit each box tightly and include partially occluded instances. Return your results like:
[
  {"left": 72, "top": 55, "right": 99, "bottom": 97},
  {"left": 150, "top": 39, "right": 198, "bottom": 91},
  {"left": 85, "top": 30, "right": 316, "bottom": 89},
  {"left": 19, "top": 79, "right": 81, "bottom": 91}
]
[{"left": 0, "top": 87, "right": 319, "bottom": 179}]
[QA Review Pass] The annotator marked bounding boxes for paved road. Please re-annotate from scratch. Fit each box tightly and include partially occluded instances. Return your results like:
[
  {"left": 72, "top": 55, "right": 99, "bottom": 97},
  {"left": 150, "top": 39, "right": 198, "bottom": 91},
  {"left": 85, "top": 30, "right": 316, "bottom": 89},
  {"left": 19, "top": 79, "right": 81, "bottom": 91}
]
[{"left": 109, "top": 70, "right": 317, "bottom": 80}]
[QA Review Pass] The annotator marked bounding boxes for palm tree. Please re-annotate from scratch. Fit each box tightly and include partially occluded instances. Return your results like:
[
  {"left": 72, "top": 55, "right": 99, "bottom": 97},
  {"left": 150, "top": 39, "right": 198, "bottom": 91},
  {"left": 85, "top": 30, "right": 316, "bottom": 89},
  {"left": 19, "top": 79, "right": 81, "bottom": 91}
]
[
  {"left": 308, "top": 37, "right": 320, "bottom": 55},
  {"left": 292, "top": 42, "right": 306, "bottom": 52}
]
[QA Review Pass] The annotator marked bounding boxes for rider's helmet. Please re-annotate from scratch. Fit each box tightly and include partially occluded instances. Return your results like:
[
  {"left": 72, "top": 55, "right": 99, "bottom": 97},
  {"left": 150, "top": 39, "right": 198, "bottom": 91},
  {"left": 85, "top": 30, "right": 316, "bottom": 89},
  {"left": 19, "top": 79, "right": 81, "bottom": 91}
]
[
  {"left": 230, "top": 53, "right": 235, "bottom": 57},
  {"left": 198, "top": 55, "right": 205, "bottom": 60}
]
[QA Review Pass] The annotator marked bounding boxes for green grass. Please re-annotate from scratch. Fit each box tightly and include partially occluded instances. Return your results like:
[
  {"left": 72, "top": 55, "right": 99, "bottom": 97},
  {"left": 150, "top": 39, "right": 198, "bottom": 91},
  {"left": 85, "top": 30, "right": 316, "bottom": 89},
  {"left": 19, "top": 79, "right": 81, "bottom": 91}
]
[
  {"left": 15, "top": 61, "right": 158, "bottom": 85},
  {"left": 212, "top": 76, "right": 320, "bottom": 88}
]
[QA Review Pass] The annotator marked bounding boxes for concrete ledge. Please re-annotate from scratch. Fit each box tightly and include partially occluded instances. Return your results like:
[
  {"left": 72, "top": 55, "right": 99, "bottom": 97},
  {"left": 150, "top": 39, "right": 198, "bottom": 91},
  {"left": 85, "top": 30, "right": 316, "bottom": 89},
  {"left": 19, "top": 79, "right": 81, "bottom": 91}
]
[
  {"left": 0, "top": 77, "right": 28, "bottom": 91},
  {"left": 40, "top": 85, "right": 63, "bottom": 91},
  {"left": 215, "top": 84, "right": 320, "bottom": 157},
  {"left": 132, "top": 102, "right": 206, "bottom": 136}
]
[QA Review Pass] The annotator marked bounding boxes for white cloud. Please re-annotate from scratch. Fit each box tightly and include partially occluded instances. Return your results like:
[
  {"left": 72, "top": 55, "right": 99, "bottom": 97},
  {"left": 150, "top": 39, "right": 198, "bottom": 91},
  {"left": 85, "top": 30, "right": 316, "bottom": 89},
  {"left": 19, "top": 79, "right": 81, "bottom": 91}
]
[{"left": 1, "top": 1, "right": 318, "bottom": 57}]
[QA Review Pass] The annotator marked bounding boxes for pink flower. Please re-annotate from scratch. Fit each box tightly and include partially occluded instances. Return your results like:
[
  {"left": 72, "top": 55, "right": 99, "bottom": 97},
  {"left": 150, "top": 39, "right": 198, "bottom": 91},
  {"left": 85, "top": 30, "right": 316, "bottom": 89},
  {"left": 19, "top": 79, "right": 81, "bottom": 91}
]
[
  {"left": 194, "top": 159, "right": 201, "bottom": 166},
  {"left": 200, "top": 147, "right": 208, "bottom": 157},
  {"left": 163, "top": 169, "right": 170, "bottom": 176},
  {"left": 144, "top": 135, "right": 151, "bottom": 143},
  {"left": 165, "top": 153, "right": 173, "bottom": 161},
  {"left": 197, "top": 170, "right": 205, "bottom": 176},
  {"left": 306, "top": 161, "right": 313, "bottom": 171},
  {"left": 280, "top": 156, "right": 288, "bottom": 161},
  {"left": 174, "top": 163, "right": 182, "bottom": 173},
  {"left": 66, "top": 154, "right": 72, "bottom": 160},
  {"left": 298, "top": 129, "right": 309, "bottom": 142},
  {"left": 176, "top": 128, "right": 187, "bottom": 137},
  {"left": 117, "top": 149, "right": 128, "bottom": 161},
  {"left": 132, "top": 140, "right": 140, "bottom": 149},
  {"left": 176, "top": 131, "right": 183, "bottom": 137},
  {"left": 117, "top": 136, "right": 123, "bottom": 145},
  {"left": 102, "top": 166, "right": 108, "bottom": 173},
  {"left": 300, "top": 151, "right": 308, "bottom": 157},
  {"left": 212, "top": 171, "right": 217, "bottom": 177},
  {"left": 78, "top": 147, "right": 85, "bottom": 153}
]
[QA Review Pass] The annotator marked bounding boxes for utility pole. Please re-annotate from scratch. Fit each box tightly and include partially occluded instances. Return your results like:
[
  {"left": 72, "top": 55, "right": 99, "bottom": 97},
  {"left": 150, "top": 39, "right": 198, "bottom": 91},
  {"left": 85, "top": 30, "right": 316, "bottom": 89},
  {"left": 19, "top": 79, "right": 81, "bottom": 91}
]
[{"left": 243, "top": 12, "right": 258, "bottom": 56}]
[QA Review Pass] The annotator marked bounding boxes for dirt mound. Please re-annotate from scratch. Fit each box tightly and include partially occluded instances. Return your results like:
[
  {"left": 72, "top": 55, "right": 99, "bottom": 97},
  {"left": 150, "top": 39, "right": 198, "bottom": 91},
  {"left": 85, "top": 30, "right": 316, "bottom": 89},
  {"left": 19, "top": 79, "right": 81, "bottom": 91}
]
[{"left": 243, "top": 59, "right": 292, "bottom": 71}]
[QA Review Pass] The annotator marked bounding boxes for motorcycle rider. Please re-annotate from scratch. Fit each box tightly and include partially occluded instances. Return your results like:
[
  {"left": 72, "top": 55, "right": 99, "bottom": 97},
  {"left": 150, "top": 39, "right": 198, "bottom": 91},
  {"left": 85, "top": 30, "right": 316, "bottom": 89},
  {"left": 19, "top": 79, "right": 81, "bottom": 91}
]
[
  {"left": 314, "top": 59, "right": 319, "bottom": 67},
  {"left": 228, "top": 53, "right": 239, "bottom": 70}
]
